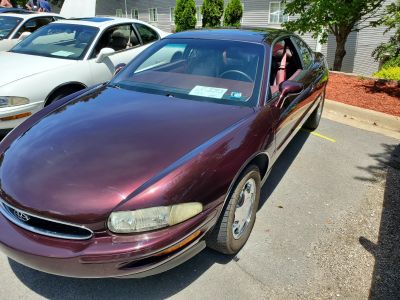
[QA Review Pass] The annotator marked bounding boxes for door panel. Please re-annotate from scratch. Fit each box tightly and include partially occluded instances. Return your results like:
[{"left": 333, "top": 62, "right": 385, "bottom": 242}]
[{"left": 87, "top": 45, "right": 152, "bottom": 86}]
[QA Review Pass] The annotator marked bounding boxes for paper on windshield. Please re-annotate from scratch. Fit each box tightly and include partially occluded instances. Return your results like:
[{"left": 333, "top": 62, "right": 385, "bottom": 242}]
[
  {"left": 189, "top": 86, "right": 228, "bottom": 99},
  {"left": 51, "top": 50, "right": 74, "bottom": 57}
]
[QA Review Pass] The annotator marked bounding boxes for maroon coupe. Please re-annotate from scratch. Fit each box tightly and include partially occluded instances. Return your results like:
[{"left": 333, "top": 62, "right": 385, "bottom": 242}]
[{"left": 0, "top": 29, "right": 328, "bottom": 278}]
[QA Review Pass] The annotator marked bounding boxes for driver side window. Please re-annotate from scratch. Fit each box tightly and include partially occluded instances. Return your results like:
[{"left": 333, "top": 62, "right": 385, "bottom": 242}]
[
  {"left": 91, "top": 24, "right": 140, "bottom": 58},
  {"left": 15, "top": 17, "right": 53, "bottom": 39}
]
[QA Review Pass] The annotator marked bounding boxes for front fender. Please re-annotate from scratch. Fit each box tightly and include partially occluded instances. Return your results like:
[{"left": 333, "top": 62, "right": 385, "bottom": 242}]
[{"left": 114, "top": 107, "right": 274, "bottom": 218}]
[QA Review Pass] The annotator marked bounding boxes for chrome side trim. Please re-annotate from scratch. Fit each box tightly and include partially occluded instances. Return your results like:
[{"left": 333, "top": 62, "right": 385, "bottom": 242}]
[{"left": 0, "top": 199, "right": 94, "bottom": 240}]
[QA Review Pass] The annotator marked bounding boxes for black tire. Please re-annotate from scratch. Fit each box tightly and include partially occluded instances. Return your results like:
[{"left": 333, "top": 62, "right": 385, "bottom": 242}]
[
  {"left": 46, "top": 86, "right": 83, "bottom": 106},
  {"left": 207, "top": 165, "right": 261, "bottom": 254},
  {"left": 303, "top": 90, "right": 325, "bottom": 130}
]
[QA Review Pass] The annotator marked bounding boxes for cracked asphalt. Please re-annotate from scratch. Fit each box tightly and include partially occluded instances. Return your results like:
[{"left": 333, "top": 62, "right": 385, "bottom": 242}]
[{"left": 0, "top": 118, "right": 399, "bottom": 299}]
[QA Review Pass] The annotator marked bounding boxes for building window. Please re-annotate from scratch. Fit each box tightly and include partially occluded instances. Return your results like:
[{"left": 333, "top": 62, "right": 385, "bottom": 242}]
[
  {"left": 269, "top": 2, "right": 289, "bottom": 24},
  {"left": 149, "top": 8, "right": 158, "bottom": 22},
  {"left": 170, "top": 7, "right": 175, "bottom": 23},
  {"left": 131, "top": 8, "right": 139, "bottom": 19},
  {"left": 196, "top": 6, "right": 202, "bottom": 22},
  {"left": 116, "top": 9, "right": 123, "bottom": 18}
]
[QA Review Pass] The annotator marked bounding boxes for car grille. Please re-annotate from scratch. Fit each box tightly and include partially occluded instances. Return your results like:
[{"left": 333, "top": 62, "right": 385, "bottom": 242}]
[{"left": 0, "top": 200, "right": 93, "bottom": 240}]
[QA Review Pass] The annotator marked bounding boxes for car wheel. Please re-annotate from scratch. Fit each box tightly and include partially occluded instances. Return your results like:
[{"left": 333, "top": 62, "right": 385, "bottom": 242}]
[
  {"left": 303, "top": 90, "right": 325, "bottom": 130},
  {"left": 207, "top": 165, "right": 261, "bottom": 255},
  {"left": 46, "top": 86, "right": 83, "bottom": 106}
]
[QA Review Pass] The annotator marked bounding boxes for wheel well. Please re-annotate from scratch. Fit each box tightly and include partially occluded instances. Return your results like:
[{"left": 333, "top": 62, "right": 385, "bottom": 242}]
[
  {"left": 46, "top": 83, "right": 86, "bottom": 106},
  {"left": 248, "top": 153, "right": 269, "bottom": 181}
]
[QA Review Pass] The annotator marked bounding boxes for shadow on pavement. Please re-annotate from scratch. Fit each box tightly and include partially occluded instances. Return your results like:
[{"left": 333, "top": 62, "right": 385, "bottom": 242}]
[
  {"left": 259, "top": 130, "right": 310, "bottom": 209},
  {"left": 9, "top": 250, "right": 231, "bottom": 300},
  {"left": 357, "top": 143, "right": 400, "bottom": 299},
  {"left": 8, "top": 130, "right": 311, "bottom": 299}
]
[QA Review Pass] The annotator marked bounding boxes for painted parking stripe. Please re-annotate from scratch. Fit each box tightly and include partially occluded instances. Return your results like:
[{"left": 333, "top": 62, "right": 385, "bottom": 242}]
[{"left": 302, "top": 129, "right": 337, "bottom": 143}]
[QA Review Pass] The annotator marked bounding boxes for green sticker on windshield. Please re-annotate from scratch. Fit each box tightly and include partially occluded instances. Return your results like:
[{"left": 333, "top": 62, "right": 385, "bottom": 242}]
[{"left": 230, "top": 92, "right": 243, "bottom": 99}]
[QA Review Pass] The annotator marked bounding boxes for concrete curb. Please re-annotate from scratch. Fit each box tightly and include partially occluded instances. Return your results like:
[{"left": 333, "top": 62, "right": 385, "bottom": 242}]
[{"left": 324, "top": 99, "right": 400, "bottom": 133}]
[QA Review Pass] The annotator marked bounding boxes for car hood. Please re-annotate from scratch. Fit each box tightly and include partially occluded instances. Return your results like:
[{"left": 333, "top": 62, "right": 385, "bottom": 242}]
[
  {"left": 0, "top": 86, "right": 253, "bottom": 229},
  {"left": 0, "top": 40, "right": 18, "bottom": 53},
  {"left": 0, "top": 52, "right": 74, "bottom": 87}
]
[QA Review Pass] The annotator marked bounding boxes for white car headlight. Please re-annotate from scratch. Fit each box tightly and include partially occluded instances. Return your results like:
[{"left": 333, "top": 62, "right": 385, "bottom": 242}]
[
  {"left": 108, "top": 203, "right": 203, "bottom": 233},
  {"left": 0, "top": 96, "right": 29, "bottom": 108}
]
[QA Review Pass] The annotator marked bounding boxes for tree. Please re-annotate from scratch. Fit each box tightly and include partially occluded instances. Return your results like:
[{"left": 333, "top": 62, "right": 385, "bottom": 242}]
[
  {"left": 223, "top": 0, "right": 243, "bottom": 27},
  {"left": 175, "top": 0, "right": 197, "bottom": 32},
  {"left": 283, "top": 0, "right": 385, "bottom": 71},
  {"left": 201, "top": 0, "right": 224, "bottom": 28},
  {"left": 372, "top": 0, "right": 400, "bottom": 65}
]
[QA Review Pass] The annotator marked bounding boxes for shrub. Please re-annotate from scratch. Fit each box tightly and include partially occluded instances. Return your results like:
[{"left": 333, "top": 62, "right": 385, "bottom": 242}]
[
  {"left": 223, "top": 0, "right": 243, "bottom": 27},
  {"left": 201, "top": 0, "right": 224, "bottom": 28},
  {"left": 175, "top": 0, "right": 197, "bottom": 32},
  {"left": 373, "top": 67, "right": 400, "bottom": 81},
  {"left": 382, "top": 56, "right": 400, "bottom": 68}
]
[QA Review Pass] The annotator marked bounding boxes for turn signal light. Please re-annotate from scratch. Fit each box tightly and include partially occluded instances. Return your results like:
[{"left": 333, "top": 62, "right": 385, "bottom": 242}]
[
  {"left": 155, "top": 230, "right": 202, "bottom": 257},
  {"left": 0, "top": 112, "right": 32, "bottom": 121}
]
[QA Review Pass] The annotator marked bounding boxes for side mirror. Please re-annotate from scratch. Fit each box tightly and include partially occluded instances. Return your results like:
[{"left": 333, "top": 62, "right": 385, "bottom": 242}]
[
  {"left": 114, "top": 63, "right": 126, "bottom": 76},
  {"left": 96, "top": 47, "right": 115, "bottom": 63},
  {"left": 277, "top": 80, "right": 304, "bottom": 108},
  {"left": 18, "top": 32, "right": 31, "bottom": 41}
]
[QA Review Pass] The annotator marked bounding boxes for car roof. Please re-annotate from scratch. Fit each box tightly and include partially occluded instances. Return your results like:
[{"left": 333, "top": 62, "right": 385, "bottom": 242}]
[
  {"left": 55, "top": 17, "right": 146, "bottom": 29},
  {"left": 0, "top": 12, "right": 59, "bottom": 20},
  {"left": 168, "top": 28, "right": 292, "bottom": 44}
]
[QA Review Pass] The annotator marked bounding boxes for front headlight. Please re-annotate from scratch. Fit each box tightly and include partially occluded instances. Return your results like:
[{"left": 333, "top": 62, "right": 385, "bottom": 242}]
[
  {"left": 108, "top": 202, "right": 203, "bottom": 233},
  {"left": 0, "top": 96, "right": 29, "bottom": 108}
]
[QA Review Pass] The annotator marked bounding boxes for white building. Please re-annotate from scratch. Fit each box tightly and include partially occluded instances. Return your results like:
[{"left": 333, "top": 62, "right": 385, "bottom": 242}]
[{"left": 94, "top": 0, "right": 394, "bottom": 76}]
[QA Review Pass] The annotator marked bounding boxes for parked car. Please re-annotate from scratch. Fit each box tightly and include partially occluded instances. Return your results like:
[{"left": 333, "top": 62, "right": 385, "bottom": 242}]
[
  {"left": 0, "top": 12, "right": 61, "bottom": 52},
  {"left": 0, "top": 17, "right": 169, "bottom": 130},
  {"left": 0, "top": 29, "right": 328, "bottom": 278},
  {"left": 0, "top": 8, "right": 33, "bottom": 14}
]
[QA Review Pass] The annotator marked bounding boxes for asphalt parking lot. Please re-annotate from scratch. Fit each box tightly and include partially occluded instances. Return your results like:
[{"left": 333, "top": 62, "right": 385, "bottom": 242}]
[{"left": 0, "top": 118, "right": 399, "bottom": 300}]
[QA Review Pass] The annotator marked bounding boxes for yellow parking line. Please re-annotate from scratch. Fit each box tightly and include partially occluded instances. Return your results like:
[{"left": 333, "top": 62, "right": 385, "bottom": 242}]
[{"left": 301, "top": 129, "right": 337, "bottom": 143}]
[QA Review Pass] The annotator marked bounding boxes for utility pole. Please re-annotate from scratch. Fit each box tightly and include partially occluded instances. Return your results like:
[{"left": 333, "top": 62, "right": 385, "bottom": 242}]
[{"left": 125, "top": 0, "right": 128, "bottom": 18}]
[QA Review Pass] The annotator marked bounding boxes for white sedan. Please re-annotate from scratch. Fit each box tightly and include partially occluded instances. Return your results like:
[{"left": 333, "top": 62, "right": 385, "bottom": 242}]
[
  {"left": 0, "top": 12, "right": 61, "bottom": 52},
  {"left": 0, "top": 17, "right": 169, "bottom": 130}
]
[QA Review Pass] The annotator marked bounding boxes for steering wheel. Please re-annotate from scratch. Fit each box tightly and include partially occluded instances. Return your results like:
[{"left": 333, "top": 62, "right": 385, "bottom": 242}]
[{"left": 220, "top": 70, "right": 253, "bottom": 82}]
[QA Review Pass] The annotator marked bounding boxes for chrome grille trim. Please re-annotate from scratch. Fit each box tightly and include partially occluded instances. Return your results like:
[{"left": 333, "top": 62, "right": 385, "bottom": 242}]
[{"left": 0, "top": 199, "right": 93, "bottom": 240}]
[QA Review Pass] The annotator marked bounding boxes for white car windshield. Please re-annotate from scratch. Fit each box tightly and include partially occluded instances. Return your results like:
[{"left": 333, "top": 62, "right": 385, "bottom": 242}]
[
  {"left": 0, "top": 16, "right": 22, "bottom": 40},
  {"left": 10, "top": 23, "right": 99, "bottom": 60}
]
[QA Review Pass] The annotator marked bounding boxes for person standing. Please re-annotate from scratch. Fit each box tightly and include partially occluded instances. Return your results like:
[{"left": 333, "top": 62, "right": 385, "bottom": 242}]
[
  {"left": 38, "top": 0, "right": 51, "bottom": 12},
  {"left": 26, "top": 0, "right": 39, "bottom": 11}
]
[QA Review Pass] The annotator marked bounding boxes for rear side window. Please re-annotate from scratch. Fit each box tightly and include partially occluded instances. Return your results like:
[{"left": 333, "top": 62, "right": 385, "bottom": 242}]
[
  {"left": 292, "top": 37, "right": 313, "bottom": 69},
  {"left": 135, "top": 23, "right": 159, "bottom": 44}
]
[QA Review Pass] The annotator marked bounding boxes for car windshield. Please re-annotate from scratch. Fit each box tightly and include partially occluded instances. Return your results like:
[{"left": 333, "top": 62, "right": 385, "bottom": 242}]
[
  {"left": 111, "top": 38, "right": 265, "bottom": 106},
  {"left": 0, "top": 16, "right": 22, "bottom": 40},
  {"left": 10, "top": 23, "right": 99, "bottom": 60}
]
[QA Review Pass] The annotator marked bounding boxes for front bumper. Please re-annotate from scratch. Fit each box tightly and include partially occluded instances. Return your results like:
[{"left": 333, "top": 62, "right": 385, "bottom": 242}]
[
  {"left": 0, "top": 101, "right": 44, "bottom": 130},
  {"left": 0, "top": 205, "right": 220, "bottom": 278}
]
